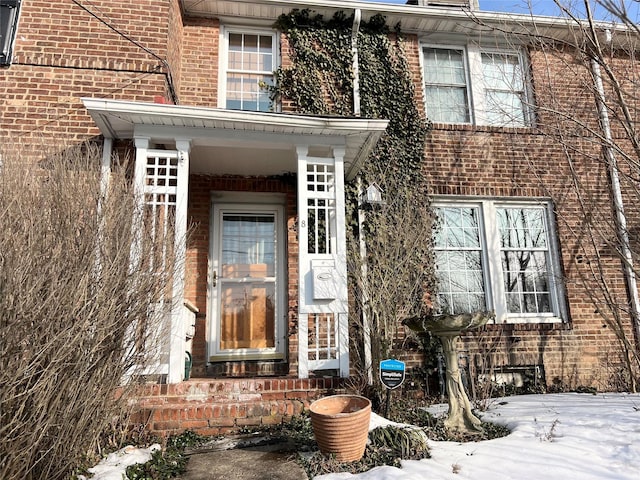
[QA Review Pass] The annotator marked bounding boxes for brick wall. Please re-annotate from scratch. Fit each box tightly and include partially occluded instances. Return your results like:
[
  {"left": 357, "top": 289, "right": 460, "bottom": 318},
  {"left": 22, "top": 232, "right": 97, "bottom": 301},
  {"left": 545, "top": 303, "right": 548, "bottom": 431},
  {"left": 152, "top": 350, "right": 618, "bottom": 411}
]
[
  {"left": 179, "top": 16, "right": 220, "bottom": 107},
  {"left": 0, "top": 0, "right": 178, "bottom": 148},
  {"left": 417, "top": 46, "right": 638, "bottom": 389},
  {"left": 134, "top": 377, "right": 345, "bottom": 437},
  {"left": 2, "top": 0, "right": 637, "bottom": 391}
]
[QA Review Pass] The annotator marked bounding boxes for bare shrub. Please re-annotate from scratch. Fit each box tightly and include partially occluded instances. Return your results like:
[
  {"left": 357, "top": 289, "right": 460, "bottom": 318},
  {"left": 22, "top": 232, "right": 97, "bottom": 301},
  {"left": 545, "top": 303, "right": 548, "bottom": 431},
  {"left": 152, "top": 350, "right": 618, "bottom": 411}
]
[{"left": 0, "top": 142, "right": 176, "bottom": 480}]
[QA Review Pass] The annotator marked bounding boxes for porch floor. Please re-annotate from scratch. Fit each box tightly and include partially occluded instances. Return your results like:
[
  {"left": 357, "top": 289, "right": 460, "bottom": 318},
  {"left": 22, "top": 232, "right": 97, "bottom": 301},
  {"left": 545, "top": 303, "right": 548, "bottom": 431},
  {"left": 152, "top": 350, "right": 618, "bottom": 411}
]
[{"left": 133, "top": 377, "right": 346, "bottom": 437}]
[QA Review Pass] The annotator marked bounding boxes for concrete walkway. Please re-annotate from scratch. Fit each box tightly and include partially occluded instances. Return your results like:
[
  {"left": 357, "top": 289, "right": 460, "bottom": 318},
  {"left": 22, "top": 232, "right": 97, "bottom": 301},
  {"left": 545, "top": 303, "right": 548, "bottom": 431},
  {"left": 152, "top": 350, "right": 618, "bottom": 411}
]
[{"left": 180, "top": 437, "right": 308, "bottom": 480}]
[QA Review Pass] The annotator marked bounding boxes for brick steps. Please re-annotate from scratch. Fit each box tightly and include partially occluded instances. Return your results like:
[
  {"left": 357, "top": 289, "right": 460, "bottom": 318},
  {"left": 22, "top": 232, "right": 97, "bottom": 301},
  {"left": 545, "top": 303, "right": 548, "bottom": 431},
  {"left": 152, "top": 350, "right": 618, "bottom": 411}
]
[{"left": 133, "top": 377, "right": 345, "bottom": 437}]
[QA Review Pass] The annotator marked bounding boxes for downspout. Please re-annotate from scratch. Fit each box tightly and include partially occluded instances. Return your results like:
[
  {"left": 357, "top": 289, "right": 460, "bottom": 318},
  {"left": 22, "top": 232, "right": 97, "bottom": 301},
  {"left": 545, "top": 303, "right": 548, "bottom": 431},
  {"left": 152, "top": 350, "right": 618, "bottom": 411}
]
[
  {"left": 352, "top": 8, "right": 373, "bottom": 384},
  {"left": 352, "top": 8, "right": 361, "bottom": 117},
  {"left": 590, "top": 55, "right": 640, "bottom": 353}
]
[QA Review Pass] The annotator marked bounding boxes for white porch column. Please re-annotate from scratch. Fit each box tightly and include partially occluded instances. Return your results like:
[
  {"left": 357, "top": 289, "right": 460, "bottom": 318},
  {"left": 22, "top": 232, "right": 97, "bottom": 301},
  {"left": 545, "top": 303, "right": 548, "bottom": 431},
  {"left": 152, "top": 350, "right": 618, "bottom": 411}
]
[
  {"left": 99, "top": 138, "right": 113, "bottom": 198},
  {"left": 333, "top": 147, "right": 350, "bottom": 378},
  {"left": 167, "top": 139, "right": 191, "bottom": 383},
  {"left": 297, "top": 145, "right": 310, "bottom": 379},
  {"left": 296, "top": 144, "right": 350, "bottom": 378},
  {"left": 131, "top": 137, "right": 150, "bottom": 272}
]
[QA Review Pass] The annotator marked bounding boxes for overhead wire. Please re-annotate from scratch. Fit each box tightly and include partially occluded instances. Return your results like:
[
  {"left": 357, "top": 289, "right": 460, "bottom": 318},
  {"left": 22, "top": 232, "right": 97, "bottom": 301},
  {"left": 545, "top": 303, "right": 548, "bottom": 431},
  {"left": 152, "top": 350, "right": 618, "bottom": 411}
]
[
  {"left": 9, "top": 0, "right": 182, "bottom": 139},
  {"left": 70, "top": 0, "right": 179, "bottom": 104}
]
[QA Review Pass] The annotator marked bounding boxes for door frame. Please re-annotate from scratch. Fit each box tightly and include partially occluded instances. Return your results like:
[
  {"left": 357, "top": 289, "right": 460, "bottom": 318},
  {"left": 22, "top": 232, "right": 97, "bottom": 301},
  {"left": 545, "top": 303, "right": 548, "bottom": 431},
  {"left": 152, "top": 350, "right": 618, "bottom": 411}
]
[{"left": 208, "top": 192, "right": 287, "bottom": 362}]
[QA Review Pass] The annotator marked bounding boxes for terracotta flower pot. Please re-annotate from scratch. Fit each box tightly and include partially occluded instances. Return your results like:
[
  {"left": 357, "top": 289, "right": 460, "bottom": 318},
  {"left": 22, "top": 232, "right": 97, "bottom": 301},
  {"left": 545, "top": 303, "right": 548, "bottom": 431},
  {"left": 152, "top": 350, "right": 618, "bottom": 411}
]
[{"left": 309, "top": 394, "right": 371, "bottom": 462}]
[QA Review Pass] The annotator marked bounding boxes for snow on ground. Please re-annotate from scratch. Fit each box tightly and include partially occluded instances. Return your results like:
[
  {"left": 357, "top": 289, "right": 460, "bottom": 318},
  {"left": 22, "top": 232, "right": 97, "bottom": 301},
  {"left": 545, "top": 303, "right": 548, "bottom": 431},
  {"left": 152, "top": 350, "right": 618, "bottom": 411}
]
[
  {"left": 318, "top": 393, "right": 640, "bottom": 480},
  {"left": 77, "top": 444, "right": 160, "bottom": 480}
]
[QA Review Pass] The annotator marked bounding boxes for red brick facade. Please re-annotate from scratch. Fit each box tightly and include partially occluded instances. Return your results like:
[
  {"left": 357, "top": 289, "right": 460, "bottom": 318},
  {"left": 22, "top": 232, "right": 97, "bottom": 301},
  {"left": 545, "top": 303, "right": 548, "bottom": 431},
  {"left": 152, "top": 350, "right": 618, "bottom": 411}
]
[{"left": 2, "top": 0, "right": 638, "bottom": 434}]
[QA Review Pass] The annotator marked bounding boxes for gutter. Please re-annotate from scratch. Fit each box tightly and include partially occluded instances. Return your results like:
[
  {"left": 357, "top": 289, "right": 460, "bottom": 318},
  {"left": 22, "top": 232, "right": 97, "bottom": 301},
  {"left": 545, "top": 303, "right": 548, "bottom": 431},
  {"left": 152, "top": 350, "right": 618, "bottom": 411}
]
[{"left": 352, "top": 8, "right": 361, "bottom": 117}]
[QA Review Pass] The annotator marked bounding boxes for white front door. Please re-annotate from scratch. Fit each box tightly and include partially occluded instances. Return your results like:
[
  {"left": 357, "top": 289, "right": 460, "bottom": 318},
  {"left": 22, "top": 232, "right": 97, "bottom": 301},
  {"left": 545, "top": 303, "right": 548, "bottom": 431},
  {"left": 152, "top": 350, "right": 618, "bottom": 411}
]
[{"left": 210, "top": 202, "right": 286, "bottom": 360}]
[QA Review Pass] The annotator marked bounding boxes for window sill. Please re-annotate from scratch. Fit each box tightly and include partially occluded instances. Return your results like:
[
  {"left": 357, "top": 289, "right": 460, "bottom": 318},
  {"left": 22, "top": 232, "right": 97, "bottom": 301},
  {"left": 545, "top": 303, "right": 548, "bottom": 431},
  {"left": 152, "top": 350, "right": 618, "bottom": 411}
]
[
  {"left": 429, "top": 122, "right": 534, "bottom": 135},
  {"left": 476, "top": 319, "right": 570, "bottom": 333},
  {"left": 495, "top": 315, "right": 564, "bottom": 325}
]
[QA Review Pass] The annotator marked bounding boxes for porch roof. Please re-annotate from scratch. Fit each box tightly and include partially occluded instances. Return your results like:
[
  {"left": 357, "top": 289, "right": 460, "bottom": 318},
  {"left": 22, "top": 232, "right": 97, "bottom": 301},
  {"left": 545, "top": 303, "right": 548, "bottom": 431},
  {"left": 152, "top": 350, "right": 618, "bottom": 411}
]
[{"left": 82, "top": 98, "right": 388, "bottom": 180}]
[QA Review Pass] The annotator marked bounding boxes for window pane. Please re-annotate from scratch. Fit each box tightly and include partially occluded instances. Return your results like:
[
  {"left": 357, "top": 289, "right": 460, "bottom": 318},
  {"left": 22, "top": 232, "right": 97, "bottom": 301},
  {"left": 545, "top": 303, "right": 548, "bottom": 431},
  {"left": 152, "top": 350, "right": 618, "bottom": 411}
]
[
  {"left": 482, "top": 52, "right": 527, "bottom": 127},
  {"left": 244, "top": 34, "right": 258, "bottom": 52},
  {"left": 226, "top": 32, "right": 274, "bottom": 111},
  {"left": 434, "top": 206, "right": 486, "bottom": 314},
  {"left": 226, "top": 73, "right": 272, "bottom": 112},
  {"left": 485, "top": 90, "right": 525, "bottom": 126},
  {"left": 259, "top": 36, "right": 273, "bottom": 70},
  {"left": 497, "top": 208, "right": 547, "bottom": 249},
  {"left": 424, "top": 48, "right": 469, "bottom": 123},
  {"left": 482, "top": 53, "right": 522, "bottom": 90},
  {"left": 221, "top": 214, "right": 275, "bottom": 278},
  {"left": 425, "top": 86, "right": 469, "bottom": 123},
  {"left": 500, "top": 222, "right": 552, "bottom": 315},
  {"left": 425, "top": 48, "right": 466, "bottom": 84}
]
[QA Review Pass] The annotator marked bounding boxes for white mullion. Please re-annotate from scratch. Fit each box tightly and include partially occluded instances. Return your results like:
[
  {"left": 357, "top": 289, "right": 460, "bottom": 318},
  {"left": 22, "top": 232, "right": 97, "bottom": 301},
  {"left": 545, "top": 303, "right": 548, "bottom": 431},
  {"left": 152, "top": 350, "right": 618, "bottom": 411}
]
[
  {"left": 481, "top": 200, "right": 503, "bottom": 322},
  {"left": 467, "top": 44, "right": 483, "bottom": 126}
]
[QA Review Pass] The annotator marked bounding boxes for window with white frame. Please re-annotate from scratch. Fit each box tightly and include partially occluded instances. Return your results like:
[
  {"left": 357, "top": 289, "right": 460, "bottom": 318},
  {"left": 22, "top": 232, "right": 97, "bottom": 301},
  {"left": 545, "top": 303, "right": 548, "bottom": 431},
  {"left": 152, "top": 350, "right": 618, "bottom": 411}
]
[
  {"left": 481, "top": 52, "right": 528, "bottom": 126},
  {"left": 1, "top": 0, "right": 21, "bottom": 66},
  {"left": 422, "top": 45, "right": 532, "bottom": 127},
  {"left": 423, "top": 47, "right": 470, "bottom": 123},
  {"left": 433, "top": 199, "right": 564, "bottom": 323},
  {"left": 221, "top": 29, "right": 276, "bottom": 112}
]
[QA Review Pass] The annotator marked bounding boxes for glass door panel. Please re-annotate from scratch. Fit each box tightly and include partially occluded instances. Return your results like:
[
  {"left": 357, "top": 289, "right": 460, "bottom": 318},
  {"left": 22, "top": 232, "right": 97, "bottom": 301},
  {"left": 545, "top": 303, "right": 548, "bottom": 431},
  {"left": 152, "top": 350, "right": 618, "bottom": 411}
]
[{"left": 212, "top": 210, "right": 281, "bottom": 357}]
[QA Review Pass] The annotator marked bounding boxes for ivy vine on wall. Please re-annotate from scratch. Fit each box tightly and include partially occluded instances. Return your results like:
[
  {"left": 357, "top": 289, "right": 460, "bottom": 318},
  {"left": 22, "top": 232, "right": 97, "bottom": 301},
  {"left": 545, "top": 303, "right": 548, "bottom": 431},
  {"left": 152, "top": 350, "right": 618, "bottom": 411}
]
[{"left": 270, "top": 9, "right": 438, "bottom": 372}]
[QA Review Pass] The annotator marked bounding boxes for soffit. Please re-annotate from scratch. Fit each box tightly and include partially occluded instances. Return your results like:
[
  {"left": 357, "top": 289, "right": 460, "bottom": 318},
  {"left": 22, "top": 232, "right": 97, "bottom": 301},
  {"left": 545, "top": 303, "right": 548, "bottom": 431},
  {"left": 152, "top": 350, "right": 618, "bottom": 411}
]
[
  {"left": 181, "top": 0, "right": 634, "bottom": 46},
  {"left": 82, "top": 98, "right": 388, "bottom": 179}
]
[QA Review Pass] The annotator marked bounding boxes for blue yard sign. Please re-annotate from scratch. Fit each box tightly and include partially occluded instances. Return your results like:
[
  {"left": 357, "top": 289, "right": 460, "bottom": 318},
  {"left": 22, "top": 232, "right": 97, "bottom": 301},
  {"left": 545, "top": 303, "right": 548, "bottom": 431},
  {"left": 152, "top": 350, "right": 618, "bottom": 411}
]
[{"left": 379, "top": 359, "right": 405, "bottom": 390}]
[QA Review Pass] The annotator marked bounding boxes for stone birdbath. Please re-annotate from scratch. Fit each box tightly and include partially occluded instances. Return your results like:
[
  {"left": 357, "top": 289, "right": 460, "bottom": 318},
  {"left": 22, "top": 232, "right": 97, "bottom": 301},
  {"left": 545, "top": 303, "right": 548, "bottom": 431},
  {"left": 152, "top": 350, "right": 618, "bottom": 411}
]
[{"left": 403, "top": 311, "right": 495, "bottom": 434}]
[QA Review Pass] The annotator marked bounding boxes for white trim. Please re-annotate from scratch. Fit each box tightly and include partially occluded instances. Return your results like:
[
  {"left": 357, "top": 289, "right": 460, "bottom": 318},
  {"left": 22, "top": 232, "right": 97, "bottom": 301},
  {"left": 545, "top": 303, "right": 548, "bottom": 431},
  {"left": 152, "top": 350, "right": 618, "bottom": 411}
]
[
  {"left": 82, "top": 98, "right": 388, "bottom": 133},
  {"left": 208, "top": 197, "right": 287, "bottom": 361}
]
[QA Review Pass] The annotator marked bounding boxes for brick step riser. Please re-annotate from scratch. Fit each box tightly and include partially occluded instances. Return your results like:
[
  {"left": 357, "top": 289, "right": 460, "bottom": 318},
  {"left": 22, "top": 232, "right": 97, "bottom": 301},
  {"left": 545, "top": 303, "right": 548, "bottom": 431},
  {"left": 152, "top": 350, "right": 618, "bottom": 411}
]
[{"left": 132, "top": 378, "right": 345, "bottom": 436}]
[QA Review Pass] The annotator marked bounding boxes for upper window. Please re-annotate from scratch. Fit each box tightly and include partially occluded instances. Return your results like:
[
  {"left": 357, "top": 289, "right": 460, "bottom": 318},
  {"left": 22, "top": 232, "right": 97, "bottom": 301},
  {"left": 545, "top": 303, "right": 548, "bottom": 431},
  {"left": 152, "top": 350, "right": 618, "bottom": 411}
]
[
  {"left": 481, "top": 52, "right": 528, "bottom": 126},
  {"left": 221, "top": 29, "right": 277, "bottom": 112},
  {"left": 422, "top": 45, "right": 532, "bottom": 127},
  {"left": 433, "top": 198, "right": 565, "bottom": 323},
  {"left": 1, "top": 0, "right": 21, "bottom": 66},
  {"left": 423, "top": 47, "right": 470, "bottom": 123}
]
